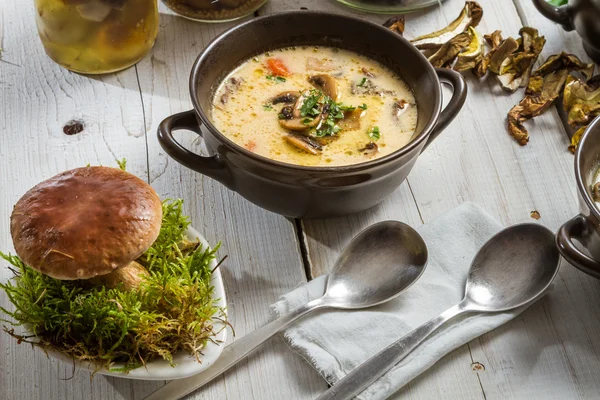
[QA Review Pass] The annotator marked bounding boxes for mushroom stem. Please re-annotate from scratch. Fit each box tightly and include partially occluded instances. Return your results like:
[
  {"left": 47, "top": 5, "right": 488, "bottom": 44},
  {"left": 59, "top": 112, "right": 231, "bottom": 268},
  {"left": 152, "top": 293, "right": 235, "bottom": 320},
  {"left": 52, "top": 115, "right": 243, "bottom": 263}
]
[{"left": 88, "top": 261, "right": 149, "bottom": 291}]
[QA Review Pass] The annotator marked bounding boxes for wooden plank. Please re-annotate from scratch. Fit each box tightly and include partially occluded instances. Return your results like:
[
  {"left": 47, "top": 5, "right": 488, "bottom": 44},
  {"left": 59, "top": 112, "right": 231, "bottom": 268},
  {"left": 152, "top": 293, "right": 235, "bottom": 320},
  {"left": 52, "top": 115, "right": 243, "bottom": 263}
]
[
  {"left": 134, "top": 4, "right": 327, "bottom": 399},
  {"left": 0, "top": 1, "right": 167, "bottom": 399}
]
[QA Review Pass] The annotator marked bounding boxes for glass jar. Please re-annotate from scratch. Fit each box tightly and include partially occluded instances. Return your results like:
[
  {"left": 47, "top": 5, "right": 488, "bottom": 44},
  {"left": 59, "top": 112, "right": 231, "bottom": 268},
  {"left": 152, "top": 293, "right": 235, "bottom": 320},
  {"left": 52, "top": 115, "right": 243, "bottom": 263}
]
[
  {"left": 34, "top": 0, "right": 159, "bottom": 74},
  {"left": 162, "top": 0, "right": 267, "bottom": 23}
]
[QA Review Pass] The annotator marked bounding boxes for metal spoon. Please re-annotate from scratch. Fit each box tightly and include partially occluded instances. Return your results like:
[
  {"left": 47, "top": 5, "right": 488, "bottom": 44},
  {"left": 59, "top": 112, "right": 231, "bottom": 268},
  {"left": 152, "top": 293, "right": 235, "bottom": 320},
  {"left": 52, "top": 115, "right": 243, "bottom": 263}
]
[
  {"left": 144, "top": 221, "right": 428, "bottom": 400},
  {"left": 317, "top": 223, "right": 560, "bottom": 400}
]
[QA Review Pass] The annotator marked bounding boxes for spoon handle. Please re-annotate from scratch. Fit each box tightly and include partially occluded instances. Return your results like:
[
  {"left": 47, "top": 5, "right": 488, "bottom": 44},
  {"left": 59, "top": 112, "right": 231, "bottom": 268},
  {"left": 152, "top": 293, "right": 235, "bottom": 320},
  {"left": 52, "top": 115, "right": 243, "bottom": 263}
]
[
  {"left": 316, "top": 304, "right": 465, "bottom": 400},
  {"left": 144, "top": 298, "right": 326, "bottom": 400}
]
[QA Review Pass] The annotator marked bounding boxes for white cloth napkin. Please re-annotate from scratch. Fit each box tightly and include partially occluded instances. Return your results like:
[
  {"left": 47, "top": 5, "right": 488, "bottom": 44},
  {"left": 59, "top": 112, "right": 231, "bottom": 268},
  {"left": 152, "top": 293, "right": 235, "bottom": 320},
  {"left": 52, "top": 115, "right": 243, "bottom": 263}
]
[{"left": 270, "top": 202, "right": 540, "bottom": 400}]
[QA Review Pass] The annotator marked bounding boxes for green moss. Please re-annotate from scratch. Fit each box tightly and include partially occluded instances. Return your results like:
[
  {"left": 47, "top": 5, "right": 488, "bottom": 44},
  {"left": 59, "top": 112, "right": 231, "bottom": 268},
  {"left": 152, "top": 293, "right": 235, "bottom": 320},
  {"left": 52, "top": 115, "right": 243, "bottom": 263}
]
[
  {"left": 0, "top": 199, "right": 225, "bottom": 373},
  {"left": 116, "top": 158, "right": 127, "bottom": 171}
]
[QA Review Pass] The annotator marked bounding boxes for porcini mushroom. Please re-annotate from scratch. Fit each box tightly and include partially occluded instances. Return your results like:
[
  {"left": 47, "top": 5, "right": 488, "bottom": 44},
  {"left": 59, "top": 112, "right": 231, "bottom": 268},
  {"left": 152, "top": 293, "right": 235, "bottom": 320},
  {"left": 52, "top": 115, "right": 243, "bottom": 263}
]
[{"left": 10, "top": 166, "right": 162, "bottom": 291}]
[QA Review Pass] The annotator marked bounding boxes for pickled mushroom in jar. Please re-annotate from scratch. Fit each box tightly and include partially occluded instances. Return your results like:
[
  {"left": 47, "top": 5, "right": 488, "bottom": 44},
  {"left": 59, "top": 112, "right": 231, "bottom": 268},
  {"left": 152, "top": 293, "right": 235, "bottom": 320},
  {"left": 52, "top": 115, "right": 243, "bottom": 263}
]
[
  {"left": 35, "top": 0, "right": 95, "bottom": 45},
  {"left": 34, "top": 0, "right": 158, "bottom": 74}
]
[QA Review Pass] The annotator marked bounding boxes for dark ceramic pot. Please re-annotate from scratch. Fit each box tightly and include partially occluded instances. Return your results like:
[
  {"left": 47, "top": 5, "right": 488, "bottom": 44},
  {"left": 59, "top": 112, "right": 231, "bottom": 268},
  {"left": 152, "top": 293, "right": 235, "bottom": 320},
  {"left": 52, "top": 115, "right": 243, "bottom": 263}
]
[
  {"left": 158, "top": 11, "right": 467, "bottom": 219},
  {"left": 557, "top": 116, "right": 600, "bottom": 278},
  {"left": 533, "top": 0, "right": 600, "bottom": 64}
]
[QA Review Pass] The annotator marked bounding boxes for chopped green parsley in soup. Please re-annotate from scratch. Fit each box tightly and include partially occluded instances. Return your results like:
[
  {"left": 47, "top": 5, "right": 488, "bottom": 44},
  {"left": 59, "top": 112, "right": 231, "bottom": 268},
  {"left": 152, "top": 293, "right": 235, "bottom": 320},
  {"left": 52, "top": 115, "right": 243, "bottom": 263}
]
[{"left": 212, "top": 46, "right": 418, "bottom": 167}]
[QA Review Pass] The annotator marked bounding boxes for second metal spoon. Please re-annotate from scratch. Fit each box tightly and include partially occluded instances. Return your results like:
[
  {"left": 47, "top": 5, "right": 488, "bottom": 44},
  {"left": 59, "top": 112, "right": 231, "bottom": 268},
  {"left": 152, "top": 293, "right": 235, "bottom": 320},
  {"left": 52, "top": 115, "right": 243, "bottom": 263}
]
[
  {"left": 317, "top": 222, "right": 560, "bottom": 400},
  {"left": 145, "top": 220, "right": 428, "bottom": 400}
]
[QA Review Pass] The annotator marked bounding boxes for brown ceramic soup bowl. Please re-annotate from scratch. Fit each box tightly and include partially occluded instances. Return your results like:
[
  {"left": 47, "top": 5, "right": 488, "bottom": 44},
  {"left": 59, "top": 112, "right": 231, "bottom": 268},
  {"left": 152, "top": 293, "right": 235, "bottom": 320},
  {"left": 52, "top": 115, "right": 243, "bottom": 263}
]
[
  {"left": 158, "top": 11, "right": 467, "bottom": 218},
  {"left": 557, "top": 117, "right": 600, "bottom": 278}
]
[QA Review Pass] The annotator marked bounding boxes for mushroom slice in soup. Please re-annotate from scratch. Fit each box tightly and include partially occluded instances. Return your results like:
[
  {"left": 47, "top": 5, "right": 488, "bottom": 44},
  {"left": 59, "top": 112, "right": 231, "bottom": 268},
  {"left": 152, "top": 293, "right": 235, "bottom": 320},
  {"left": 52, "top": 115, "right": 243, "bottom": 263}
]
[
  {"left": 219, "top": 77, "right": 244, "bottom": 106},
  {"left": 359, "top": 142, "right": 379, "bottom": 155},
  {"left": 351, "top": 77, "right": 396, "bottom": 97},
  {"left": 284, "top": 133, "right": 323, "bottom": 155},
  {"left": 308, "top": 74, "right": 340, "bottom": 102},
  {"left": 279, "top": 115, "right": 321, "bottom": 131},
  {"left": 338, "top": 108, "right": 366, "bottom": 131},
  {"left": 271, "top": 91, "right": 301, "bottom": 105},
  {"left": 278, "top": 90, "right": 322, "bottom": 131},
  {"left": 393, "top": 99, "right": 411, "bottom": 120}
]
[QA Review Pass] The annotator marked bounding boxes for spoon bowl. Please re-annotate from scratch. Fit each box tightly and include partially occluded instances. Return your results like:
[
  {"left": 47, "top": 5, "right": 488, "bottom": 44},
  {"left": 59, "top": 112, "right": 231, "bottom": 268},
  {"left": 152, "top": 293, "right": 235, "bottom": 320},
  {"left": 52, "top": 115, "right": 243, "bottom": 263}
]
[
  {"left": 324, "top": 221, "right": 428, "bottom": 309},
  {"left": 463, "top": 223, "right": 560, "bottom": 311}
]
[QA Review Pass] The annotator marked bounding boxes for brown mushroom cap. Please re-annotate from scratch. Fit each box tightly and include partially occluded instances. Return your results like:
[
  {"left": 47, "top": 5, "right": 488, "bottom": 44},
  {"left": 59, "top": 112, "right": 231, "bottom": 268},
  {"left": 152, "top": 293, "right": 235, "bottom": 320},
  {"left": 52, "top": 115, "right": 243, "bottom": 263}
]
[{"left": 10, "top": 166, "right": 162, "bottom": 280}]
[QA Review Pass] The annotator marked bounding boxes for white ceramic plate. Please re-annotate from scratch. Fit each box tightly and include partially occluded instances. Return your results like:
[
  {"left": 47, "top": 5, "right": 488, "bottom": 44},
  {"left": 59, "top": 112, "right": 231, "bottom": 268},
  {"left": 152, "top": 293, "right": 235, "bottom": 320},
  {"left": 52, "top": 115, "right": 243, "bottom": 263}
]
[{"left": 41, "top": 227, "right": 227, "bottom": 380}]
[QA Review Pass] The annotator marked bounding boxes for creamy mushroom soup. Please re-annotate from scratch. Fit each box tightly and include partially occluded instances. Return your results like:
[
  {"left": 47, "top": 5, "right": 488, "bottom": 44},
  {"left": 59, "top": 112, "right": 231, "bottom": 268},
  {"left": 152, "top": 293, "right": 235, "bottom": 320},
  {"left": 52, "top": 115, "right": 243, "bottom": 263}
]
[{"left": 212, "top": 46, "right": 418, "bottom": 167}]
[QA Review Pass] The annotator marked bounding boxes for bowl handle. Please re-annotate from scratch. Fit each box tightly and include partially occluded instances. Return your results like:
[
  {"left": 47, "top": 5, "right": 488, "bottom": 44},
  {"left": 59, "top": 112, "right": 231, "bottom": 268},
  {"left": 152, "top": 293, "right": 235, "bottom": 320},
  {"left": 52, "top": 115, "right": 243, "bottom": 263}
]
[
  {"left": 157, "top": 110, "right": 233, "bottom": 188},
  {"left": 557, "top": 214, "right": 600, "bottom": 275},
  {"left": 423, "top": 68, "right": 468, "bottom": 150},
  {"left": 532, "top": 0, "right": 574, "bottom": 31}
]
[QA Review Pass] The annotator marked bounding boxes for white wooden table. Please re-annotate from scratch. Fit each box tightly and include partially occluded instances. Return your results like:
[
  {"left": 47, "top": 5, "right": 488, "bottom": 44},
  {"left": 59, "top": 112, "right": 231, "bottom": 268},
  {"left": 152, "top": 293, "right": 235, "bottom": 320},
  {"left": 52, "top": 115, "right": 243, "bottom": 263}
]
[{"left": 1, "top": 0, "right": 599, "bottom": 399}]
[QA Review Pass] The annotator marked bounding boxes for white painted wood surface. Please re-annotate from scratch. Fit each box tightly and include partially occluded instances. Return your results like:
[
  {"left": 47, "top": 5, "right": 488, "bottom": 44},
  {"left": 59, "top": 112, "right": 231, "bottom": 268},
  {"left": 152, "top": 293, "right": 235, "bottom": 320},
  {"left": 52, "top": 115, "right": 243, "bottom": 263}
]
[{"left": 1, "top": 0, "right": 599, "bottom": 399}]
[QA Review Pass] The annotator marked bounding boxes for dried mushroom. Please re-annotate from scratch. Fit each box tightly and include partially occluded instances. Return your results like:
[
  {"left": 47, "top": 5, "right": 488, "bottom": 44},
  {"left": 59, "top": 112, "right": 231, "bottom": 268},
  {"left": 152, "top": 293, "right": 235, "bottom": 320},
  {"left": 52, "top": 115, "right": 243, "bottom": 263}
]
[
  {"left": 473, "top": 30, "right": 504, "bottom": 77},
  {"left": 507, "top": 53, "right": 595, "bottom": 145},
  {"left": 428, "top": 31, "right": 474, "bottom": 68},
  {"left": 453, "top": 27, "right": 484, "bottom": 72},
  {"left": 383, "top": 15, "right": 405, "bottom": 36},
  {"left": 563, "top": 75, "right": 600, "bottom": 127},
  {"left": 410, "top": 1, "right": 483, "bottom": 50},
  {"left": 495, "top": 27, "right": 546, "bottom": 92},
  {"left": 568, "top": 125, "right": 587, "bottom": 153},
  {"left": 487, "top": 37, "right": 519, "bottom": 76},
  {"left": 529, "top": 52, "right": 594, "bottom": 85}
]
